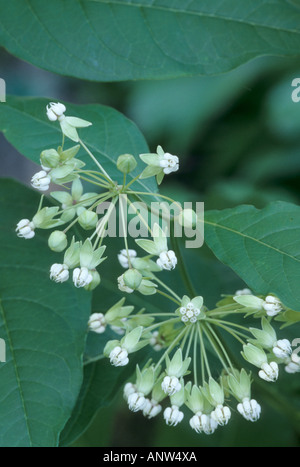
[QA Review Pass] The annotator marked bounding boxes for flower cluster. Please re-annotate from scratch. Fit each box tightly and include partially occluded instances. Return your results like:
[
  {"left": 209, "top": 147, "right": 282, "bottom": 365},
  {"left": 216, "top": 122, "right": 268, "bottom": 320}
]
[
  {"left": 15, "top": 102, "right": 299, "bottom": 436},
  {"left": 89, "top": 283, "right": 298, "bottom": 434},
  {"left": 16, "top": 102, "right": 182, "bottom": 292}
]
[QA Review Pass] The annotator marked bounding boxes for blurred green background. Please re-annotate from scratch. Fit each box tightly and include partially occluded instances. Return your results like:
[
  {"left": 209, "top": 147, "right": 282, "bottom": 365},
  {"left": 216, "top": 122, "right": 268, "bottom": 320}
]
[{"left": 1, "top": 48, "right": 300, "bottom": 447}]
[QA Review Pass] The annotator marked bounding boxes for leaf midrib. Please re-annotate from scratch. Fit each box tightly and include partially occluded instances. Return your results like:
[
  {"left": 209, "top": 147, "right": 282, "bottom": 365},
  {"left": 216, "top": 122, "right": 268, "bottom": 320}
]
[
  {"left": 204, "top": 219, "right": 300, "bottom": 264},
  {"left": 88, "top": 0, "right": 300, "bottom": 36}
]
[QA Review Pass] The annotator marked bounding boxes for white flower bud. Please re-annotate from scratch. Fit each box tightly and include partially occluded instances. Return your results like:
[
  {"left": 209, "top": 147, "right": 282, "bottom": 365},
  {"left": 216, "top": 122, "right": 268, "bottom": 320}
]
[
  {"left": 285, "top": 353, "right": 300, "bottom": 374},
  {"left": 50, "top": 263, "right": 69, "bottom": 283},
  {"left": 142, "top": 399, "right": 162, "bottom": 419},
  {"left": 258, "top": 361, "right": 279, "bottom": 382},
  {"left": 46, "top": 102, "right": 66, "bottom": 121},
  {"left": 123, "top": 383, "right": 137, "bottom": 401},
  {"left": 211, "top": 405, "right": 231, "bottom": 426},
  {"left": 156, "top": 250, "right": 177, "bottom": 271},
  {"left": 127, "top": 392, "right": 146, "bottom": 412},
  {"left": 31, "top": 170, "right": 51, "bottom": 192},
  {"left": 237, "top": 398, "right": 261, "bottom": 422},
  {"left": 161, "top": 375, "right": 181, "bottom": 396},
  {"left": 189, "top": 412, "right": 218, "bottom": 435},
  {"left": 163, "top": 405, "right": 184, "bottom": 426},
  {"left": 159, "top": 153, "right": 179, "bottom": 174},
  {"left": 73, "top": 267, "right": 93, "bottom": 288},
  {"left": 118, "top": 249, "right": 137, "bottom": 269},
  {"left": 149, "top": 331, "right": 163, "bottom": 351},
  {"left": 109, "top": 346, "right": 129, "bottom": 367},
  {"left": 235, "top": 288, "right": 252, "bottom": 296},
  {"left": 263, "top": 295, "right": 283, "bottom": 317},
  {"left": 16, "top": 219, "right": 35, "bottom": 239},
  {"left": 117, "top": 274, "right": 134, "bottom": 294},
  {"left": 88, "top": 313, "right": 106, "bottom": 334},
  {"left": 272, "top": 339, "right": 292, "bottom": 359}
]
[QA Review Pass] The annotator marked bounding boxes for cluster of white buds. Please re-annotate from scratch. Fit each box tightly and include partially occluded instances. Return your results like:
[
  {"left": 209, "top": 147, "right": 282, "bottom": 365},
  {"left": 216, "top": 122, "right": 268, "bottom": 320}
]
[
  {"left": 237, "top": 398, "right": 261, "bottom": 422},
  {"left": 16, "top": 219, "right": 36, "bottom": 239},
  {"left": 156, "top": 250, "right": 177, "bottom": 271},
  {"left": 118, "top": 249, "right": 137, "bottom": 269},
  {"left": 31, "top": 170, "right": 51, "bottom": 192},
  {"left": 50, "top": 263, "right": 69, "bottom": 283},
  {"left": 263, "top": 295, "right": 283, "bottom": 317},
  {"left": 285, "top": 353, "right": 300, "bottom": 374},
  {"left": 180, "top": 302, "right": 201, "bottom": 324},
  {"left": 46, "top": 102, "right": 66, "bottom": 121},
  {"left": 177, "top": 296, "right": 205, "bottom": 324},
  {"left": 88, "top": 313, "right": 106, "bottom": 334}
]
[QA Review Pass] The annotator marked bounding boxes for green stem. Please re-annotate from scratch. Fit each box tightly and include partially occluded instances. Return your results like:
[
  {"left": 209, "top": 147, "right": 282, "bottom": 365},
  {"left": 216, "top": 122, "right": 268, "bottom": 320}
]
[
  {"left": 197, "top": 323, "right": 211, "bottom": 379},
  {"left": 152, "top": 276, "right": 181, "bottom": 302},
  {"left": 184, "top": 325, "right": 195, "bottom": 359},
  {"left": 170, "top": 235, "right": 196, "bottom": 298},
  {"left": 204, "top": 323, "right": 233, "bottom": 372},
  {"left": 79, "top": 138, "right": 113, "bottom": 183},
  {"left": 156, "top": 289, "right": 181, "bottom": 306}
]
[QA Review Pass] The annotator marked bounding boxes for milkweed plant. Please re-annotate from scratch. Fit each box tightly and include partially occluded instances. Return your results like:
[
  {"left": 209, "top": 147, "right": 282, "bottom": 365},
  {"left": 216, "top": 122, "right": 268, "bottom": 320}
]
[{"left": 15, "top": 102, "right": 300, "bottom": 436}]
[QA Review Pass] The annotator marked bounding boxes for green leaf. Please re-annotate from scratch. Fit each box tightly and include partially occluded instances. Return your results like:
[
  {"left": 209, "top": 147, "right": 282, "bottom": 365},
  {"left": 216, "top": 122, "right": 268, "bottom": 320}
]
[
  {"left": 205, "top": 201, "right": 300, "bottom": 312},
  {"left": 1, "top": 0, "right": 300, "bottom": 81},
  {"left": 59, "top": 357, "right": 137, "bottom": 447},
  {"left": 0, "top": 179, "right": 91, "bottom": 447},
  {"left": 0, "top": 96, "right": 157, "bottom": 194}
]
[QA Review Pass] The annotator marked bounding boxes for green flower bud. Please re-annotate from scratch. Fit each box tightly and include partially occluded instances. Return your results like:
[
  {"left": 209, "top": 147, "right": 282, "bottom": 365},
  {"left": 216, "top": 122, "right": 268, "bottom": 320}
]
[
  {"left": 48, "top": 230, "right": 68, "bottom": 252},
  {"left": 166, "top": 348, "right": 191, "bottom": 378},
  {"left": 63, "top": 237, "right": 81, "bottom": 269},
  {"left": 234, "top": 295, "right": 264, "bottom": 310},
  {"left": 178, "top": 209, "right": 197, "bottom": 229},
  {"left": 40, "top": 149, "right": 60, "bottom": 170},
  {"left": 227, "top": 369, "right": 252, "bottom": 402},
  {"left": 136, "top": 365, "right": 156, "bottom": 395},
  {"left": 242, "top": 343, "right": 267, "bottom": 368},
  {"left": 78, "top": 209, "right": 98, "bottom": 230},
  {"left": 137, "top": 279, "right": 157, "bottom": 296},
  {"left": 122, "top": 326, "right": 145, "bottom": 353},
  {"left": 123, "top": 268, "right": 143, "bottom": 290},
  {"left": 50, "top": 165, "right": 77, "bottom": 185},
  {"left": 84, "top": 270, "right": 101, "bottom": 291},
  {"left": 208, "top": 378, "right": 224, "bottom": 406},
  {"left": 152, "top": 378, "right": 168, "bottom": 403},
  {"left": 32, "top": 207, "right": 63, "bottom": 229},
  {"left": 117, "top": 154, "right": 137, "bottom": 174},
  {"left": 249, "top": 318, "right": 277, "bottom": 349},
  {"left": 186, "top": 385, "right": 204, "bottom": 414}
]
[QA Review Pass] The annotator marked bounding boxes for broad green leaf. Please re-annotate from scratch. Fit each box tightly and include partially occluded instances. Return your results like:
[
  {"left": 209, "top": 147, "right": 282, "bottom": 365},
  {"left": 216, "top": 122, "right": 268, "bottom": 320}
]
[
  {"left": 1, "top": 1, "right": 300, "bottom": 81},
  {"left": 0, "top": 96, "right": 157, "bottom": 194},
  {"left": 205, "top": 201, "right": 300, "bottom": 312},
  {"left": 0, "top": 179, "right": 91, "bottom": 447},
  {"left": 59, "top": 357, "right": 138, "bottom": 447}
]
